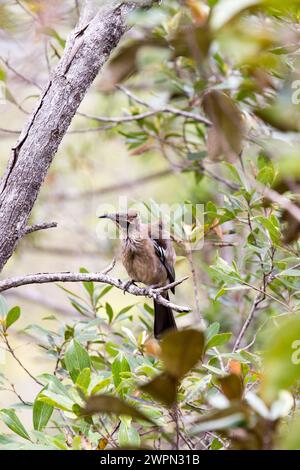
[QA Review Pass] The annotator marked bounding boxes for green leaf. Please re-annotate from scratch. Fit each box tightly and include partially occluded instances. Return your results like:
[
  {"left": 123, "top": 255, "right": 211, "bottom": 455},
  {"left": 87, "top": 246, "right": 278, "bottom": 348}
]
[
  {"left": 278, "top": 268, "right": 300, "bottom": 277},
  {"left": 257, "top": 166, "right": 275, "bottom": 186},
  {"left": 38, "top": 390, "right": 74, "bottom": 412},
  {"left": 0, "top": 409, "right": 30, "bottom": 441},
  {"left": 112, "top": 353, "right": 131, "bottom": 389},
  {"left": 82, "top": 395, "right": 153, "bottom": 423},
  {"left": 256, "top": 216, "right": 281, "bottom": 245},
  {"left": 80, "top": 267, "right": 94, "bottom": 298},
  {"left": 96, "top": 285, "right": 113, "bottom": 301},
  {"left": 76, "top": 367, "right": 91, "bottom": 393},
  {"left": 0, "top": 67, "right": 6, "bottom": 82},
  {"left": 257, "top": 153, "right": 275, "bottom": 187},
  {"left": 160, "top": 329, "right": 205, "bottom": 379},
  {"left": 205, "top": 332, "right": 232, "bottom": 351},
  {"left": 118, "top": 417, "right": 140, "bottom": 448},
  {"left": 187, "top": 151, "right": 207, "bottom": 161},
  {"left": 33, "top": 391, "right": 53, "bottom": 431},
  {"left": 64, "top": 339, "right": 91, "bottom": 383},
  {"left": 91, "top": 377, "right": 111, "bottom": 395},
  {"left": 139, "top": 372, "right": 177, "bottom": 407},
  {"left": 209, "top": 256, "right": 241, "bottom": 283},
  {"left": 105, "top": 302, "right": 114, "bottom": 323},
  {"left": 224, "top": 162, "right": 243, "bottom": 184},
  {"left": 5, "top": 306, "right": 21, "bottom": 330},
  {"left": 39, "top": 373, "right": 72, "bottom": 397},
  {"left": 206, "top": 322, "right": 220, "bottom": 342}
]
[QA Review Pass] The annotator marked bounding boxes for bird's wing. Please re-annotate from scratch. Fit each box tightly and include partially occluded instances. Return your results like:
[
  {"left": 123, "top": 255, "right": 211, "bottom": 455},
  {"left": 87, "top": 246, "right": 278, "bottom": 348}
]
[{"left": 152, "top": 238, "right": 176, "bottom": 293}]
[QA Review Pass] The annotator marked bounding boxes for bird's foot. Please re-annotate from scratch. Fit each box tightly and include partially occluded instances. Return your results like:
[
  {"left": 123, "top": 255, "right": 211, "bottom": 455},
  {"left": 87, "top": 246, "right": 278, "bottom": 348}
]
[{"left": 123, "top": 279, "right": 137, "bottom": 294}]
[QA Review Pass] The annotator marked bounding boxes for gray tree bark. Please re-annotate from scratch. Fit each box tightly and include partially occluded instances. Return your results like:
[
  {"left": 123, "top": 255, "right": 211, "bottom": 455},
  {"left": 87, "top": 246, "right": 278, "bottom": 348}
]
[{"left": 0, "top": 1, "right": 153, "bottom": 272}]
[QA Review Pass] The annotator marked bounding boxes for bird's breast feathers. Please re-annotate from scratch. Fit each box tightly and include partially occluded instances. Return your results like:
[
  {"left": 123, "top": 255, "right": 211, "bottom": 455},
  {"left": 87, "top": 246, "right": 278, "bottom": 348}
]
[{"left": 121, "top": 238, "right": 168, "bottom": 286}]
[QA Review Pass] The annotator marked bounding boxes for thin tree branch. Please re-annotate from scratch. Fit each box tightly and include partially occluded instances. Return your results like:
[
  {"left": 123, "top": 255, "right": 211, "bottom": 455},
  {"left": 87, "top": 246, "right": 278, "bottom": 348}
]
[
  {"left": 0, "top": 57, "right": 42, "bottom": 90},
  {"left": 50, "top": 168, "right": 172, "bottom": 201},
  {"left": 232, "top": 293, "right": 264, "bottom": 353},
  {"left": 117, "top": 85, "right": 212, "bottom": 126},
  {"left": 77, "top": 109, "right": 162, "bottom": 123},
  {"left": 1, "top": 330, "right": 75, "bottom": 437},
  {"left": 201, "top": 164, "right": 240, "bottom": 191},
  {"left": 240, "top": 280, "right": 289, "bottom": 310},
  {"left": 3, "top": 382, "right": 31, "bottom": 406},
  {"left": 2, "top": 334, "right": 43, "bottom": 386},
  {"left": 186, "top": 245, "right": 205, "bottom": 326},
  {"left": 0, "top": 128, "right": 20, "bottom": 135},
  {"left": 23, "top": 222, "right": 58, "bottom": 235},
  {"left": 15, "top": 0, "right": 37, "bottom": 20},
  {"left": 75, "top": 0, "right": 81, "bottom": 18}
]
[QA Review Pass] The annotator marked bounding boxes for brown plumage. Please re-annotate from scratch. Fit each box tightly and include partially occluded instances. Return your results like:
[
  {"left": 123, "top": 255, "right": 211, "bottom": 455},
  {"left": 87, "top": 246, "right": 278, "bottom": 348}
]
[{"left": 99, "top": 210, "right": 177, "bottom": 338}]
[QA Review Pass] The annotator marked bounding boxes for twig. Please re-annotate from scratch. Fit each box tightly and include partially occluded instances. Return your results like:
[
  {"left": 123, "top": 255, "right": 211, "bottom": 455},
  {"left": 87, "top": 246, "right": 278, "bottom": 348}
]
[
  {"left": 2, "top": 334, "right": 43, "bottom": 386},
  {"left": 44, "top": 39, "right": 52, "bottom": 75},
  {"left": 1, "top": 382, "right": 30, "bottom": 406},
  {"left": 49, "top": 169, "right": 172, "bottom": 201},
  {"left": 200, "top": 164, "right": 240, "bottom": 191},
  {"left": 171, "top": 406, "right": 180, "bottom": 450},
  {"left": 185, "top": 246, "right": 204, "bottom": 326},
  {"left": 15, "top": 0, "right": 37, "bottom": 20},
  {"left": 68, "top": 124, "right": 116, "bottom": 133},
  {"left": 240, "top": 280, "right": 289, "bottom": 310},
  {"left": 75, "top": 0, "right": 80, "bottom": 17},
  {"left": 23, "top": 222, "right": 58, "bottom": 235},
  {"left": 117, "top": 85, "right": 211, "bottom": 126},
  {"left": 0, "top": 128, "right": 21, "bottom": 135},
  {"left": 153, "top": 276, "right": 189, "bottom": 293},
  {"left": 0, "top": 57, "right": 42, "bottom": 90},
  {"left": 0, "top": 268, "right": 191, "bottom": 313},
  {"left": 77, "top": 109, "right": 162, "bottom": 123},
  {"left": 232, "top": 293, "right": 264, "bottom": 353}
]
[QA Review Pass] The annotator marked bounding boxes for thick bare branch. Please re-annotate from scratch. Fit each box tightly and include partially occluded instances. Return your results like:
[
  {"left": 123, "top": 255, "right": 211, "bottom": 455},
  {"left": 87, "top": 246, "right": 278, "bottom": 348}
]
[{"left": 0, "top": 270, "right": 191, "bottom": 313}]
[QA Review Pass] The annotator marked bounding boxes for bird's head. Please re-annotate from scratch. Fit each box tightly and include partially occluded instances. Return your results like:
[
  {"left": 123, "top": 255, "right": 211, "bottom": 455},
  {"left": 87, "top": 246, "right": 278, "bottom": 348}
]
[{"left": 98, "top": 209, "right": 139, "bottom": 230}]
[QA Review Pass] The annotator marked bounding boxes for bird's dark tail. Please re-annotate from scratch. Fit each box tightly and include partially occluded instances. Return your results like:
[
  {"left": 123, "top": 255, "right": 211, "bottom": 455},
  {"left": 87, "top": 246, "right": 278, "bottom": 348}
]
[{"left": 154, "top": 292, "right": 177, "bottom": 339}]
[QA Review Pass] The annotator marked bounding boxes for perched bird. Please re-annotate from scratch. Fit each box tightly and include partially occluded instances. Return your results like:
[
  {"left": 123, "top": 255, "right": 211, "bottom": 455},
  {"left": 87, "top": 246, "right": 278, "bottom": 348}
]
[{"left": 99, "top": 209, "right": 177, "bottom": 338}]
